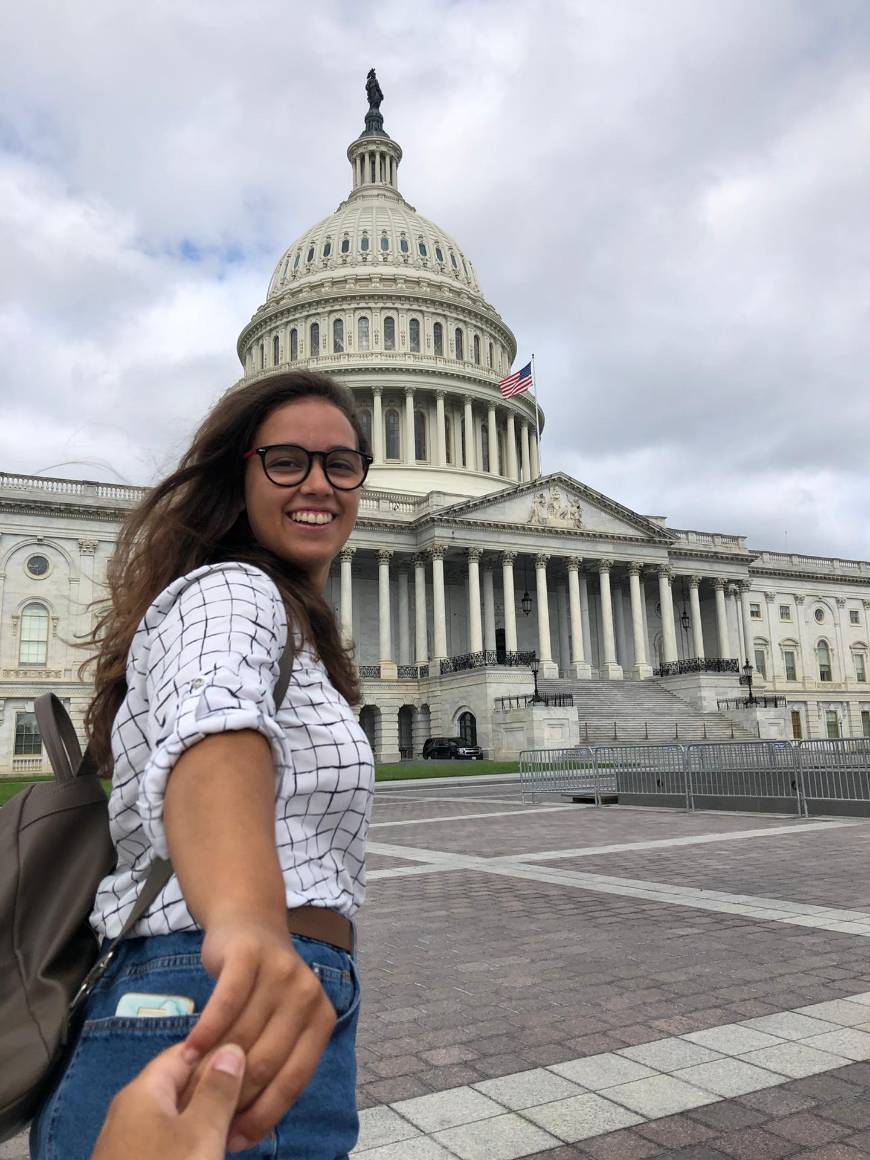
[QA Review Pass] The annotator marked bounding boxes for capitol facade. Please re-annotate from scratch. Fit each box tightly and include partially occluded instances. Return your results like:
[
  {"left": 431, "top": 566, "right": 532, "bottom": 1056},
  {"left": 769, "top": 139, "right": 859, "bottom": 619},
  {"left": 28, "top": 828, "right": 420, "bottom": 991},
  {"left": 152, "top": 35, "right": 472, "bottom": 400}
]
[{"left": 2, "top": 80, "right": 870, "bottom": 772}]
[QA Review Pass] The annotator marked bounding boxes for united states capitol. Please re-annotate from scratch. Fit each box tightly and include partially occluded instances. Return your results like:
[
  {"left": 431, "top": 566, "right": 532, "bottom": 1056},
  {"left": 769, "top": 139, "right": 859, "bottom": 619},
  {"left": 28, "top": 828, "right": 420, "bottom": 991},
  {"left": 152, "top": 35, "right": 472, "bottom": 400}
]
[{"left": 2, "top": 75, "right": 868, "bottom": 772}]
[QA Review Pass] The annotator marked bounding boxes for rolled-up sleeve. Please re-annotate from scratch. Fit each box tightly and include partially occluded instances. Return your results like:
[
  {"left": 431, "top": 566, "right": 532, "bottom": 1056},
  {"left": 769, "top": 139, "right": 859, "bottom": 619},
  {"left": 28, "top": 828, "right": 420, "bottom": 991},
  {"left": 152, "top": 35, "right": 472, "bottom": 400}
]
[{"left": 138, "top": 563, "right": 289, "bottom": 858}]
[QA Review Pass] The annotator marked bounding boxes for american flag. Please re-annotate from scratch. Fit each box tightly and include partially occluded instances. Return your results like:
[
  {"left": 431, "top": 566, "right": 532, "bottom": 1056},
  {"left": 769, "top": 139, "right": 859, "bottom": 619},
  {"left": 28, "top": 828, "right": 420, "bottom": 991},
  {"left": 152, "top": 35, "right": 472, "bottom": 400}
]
[{"left": 498, "top": 360, "right": 533, "bottom": 399}]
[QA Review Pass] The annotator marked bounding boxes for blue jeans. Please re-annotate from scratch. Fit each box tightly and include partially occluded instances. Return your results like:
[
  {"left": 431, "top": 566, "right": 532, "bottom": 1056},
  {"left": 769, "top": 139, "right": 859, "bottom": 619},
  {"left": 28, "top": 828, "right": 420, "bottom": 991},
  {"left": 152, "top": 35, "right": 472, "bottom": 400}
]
[{"left": 30, "top": 931, "right": 361, "bottom": 1160}]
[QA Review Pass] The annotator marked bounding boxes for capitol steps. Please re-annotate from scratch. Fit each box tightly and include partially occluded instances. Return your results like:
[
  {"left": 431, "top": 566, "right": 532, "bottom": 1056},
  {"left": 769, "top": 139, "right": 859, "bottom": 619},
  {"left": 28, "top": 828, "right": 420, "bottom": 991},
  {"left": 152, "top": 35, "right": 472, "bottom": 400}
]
[{"left": 537, "top": 677, "right": 757, "bottom": 744}]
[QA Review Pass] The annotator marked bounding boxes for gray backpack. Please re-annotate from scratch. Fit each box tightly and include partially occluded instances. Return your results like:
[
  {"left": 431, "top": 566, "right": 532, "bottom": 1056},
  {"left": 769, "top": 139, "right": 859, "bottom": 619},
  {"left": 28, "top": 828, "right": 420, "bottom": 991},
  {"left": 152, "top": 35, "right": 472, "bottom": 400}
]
[{"left": 0, "top": 640, "right": 292, "bottom": 1141}]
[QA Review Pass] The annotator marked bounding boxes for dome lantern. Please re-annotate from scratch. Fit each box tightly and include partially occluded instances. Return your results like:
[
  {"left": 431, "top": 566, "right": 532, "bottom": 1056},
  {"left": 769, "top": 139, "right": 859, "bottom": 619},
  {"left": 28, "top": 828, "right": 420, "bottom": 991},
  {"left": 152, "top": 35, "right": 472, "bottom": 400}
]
[{"left": 347, "top": 68, "right": 402, "bottom": 198}]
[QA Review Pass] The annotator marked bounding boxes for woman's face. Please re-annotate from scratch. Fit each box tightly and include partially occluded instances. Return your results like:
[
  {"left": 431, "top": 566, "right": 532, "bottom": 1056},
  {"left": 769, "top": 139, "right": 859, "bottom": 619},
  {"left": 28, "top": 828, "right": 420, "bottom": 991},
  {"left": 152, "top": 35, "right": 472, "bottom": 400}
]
[{"left": 244, "top": 398, "right": 361, "bottom": 589}]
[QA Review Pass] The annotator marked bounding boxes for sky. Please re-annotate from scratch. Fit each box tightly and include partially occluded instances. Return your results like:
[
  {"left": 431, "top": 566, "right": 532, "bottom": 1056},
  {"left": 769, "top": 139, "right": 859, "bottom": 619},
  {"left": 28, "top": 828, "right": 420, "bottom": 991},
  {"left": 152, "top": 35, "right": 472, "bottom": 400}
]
[{"left": 1, "top": 0, "right": 868, "bottom": 559}]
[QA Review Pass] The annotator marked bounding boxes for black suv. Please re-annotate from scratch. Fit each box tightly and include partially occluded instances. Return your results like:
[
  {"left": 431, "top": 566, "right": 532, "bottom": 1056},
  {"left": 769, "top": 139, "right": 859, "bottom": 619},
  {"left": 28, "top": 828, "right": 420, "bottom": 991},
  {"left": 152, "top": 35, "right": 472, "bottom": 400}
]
[{"left": 422, "top": 736, "right": 484, "bottom": 760}]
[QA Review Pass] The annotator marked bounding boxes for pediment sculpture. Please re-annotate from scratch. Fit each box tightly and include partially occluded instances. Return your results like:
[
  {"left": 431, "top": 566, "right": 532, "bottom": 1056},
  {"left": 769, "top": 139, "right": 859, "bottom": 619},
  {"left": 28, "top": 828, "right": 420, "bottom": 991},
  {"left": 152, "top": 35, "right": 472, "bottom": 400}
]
[{"left": 527, "top": 486, "right": 583, "bottom": 529}]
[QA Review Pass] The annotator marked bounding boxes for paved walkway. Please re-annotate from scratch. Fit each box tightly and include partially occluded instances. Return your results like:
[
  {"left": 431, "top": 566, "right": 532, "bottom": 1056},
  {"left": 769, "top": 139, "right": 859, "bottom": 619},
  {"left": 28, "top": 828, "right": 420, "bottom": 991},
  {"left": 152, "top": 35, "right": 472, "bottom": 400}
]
[{"left": 8, "top": 789, "right": 870, "bottom": 1157}]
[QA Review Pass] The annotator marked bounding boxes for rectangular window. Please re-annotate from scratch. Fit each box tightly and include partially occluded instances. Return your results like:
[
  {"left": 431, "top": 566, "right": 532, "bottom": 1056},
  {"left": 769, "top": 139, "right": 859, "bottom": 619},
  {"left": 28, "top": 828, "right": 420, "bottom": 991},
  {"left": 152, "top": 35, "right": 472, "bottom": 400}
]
[
  {"left": 754, "top": 648, "right": 767, "bottom": 678},
  {"left": 855, "top": 653, "right": 867, "bottom": 683},
  {"left": 750, "top": 603, "right": 761, "bottom": 619},
  {"left": 851, "top": 609, "right": 861, "bottom": 625},
  {"left": 791, "top": 710, "right": 803, "bottom": 740},
  {"left": 779, "top": 605, "right": 791, "bottom": 621},
  {"left": 863, "top": 710, "right": 870, "bottom": 738},
  {"left": 784, "top": 650, "right": 797, "bottom": 681},
  {"left": 14, "top": 712, "right": 42, "bottom": 756},
  {"left": 826, "top": 710, "right": 840, "bottom": 739}
]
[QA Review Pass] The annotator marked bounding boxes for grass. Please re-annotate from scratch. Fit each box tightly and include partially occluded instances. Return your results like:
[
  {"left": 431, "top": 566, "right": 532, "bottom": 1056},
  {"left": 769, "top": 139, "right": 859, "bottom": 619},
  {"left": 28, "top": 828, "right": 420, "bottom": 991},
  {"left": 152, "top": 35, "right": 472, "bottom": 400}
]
[{"left": 1, "top": 762, "right": 518, "bottom": 803}]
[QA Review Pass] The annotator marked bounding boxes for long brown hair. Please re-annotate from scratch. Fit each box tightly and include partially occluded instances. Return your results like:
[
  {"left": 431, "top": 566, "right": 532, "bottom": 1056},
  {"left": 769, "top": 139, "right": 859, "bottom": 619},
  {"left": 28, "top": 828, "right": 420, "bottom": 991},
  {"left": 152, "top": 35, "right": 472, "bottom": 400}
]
[{"left": 83, "top": 370, "right": 370, "bottom": 774}]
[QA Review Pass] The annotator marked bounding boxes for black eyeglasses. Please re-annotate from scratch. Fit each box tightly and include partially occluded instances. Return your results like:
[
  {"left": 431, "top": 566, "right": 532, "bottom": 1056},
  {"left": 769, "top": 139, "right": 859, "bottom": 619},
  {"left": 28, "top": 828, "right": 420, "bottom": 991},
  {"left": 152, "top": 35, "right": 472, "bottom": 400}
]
[{"left": 243, "top": 443, "right": 373, "bottom": 490}]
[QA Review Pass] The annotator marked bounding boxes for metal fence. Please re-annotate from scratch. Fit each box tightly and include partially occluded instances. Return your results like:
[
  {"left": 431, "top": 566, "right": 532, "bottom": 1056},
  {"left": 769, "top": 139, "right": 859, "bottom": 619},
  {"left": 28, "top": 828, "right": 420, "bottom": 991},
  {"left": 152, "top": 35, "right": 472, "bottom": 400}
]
[{"left": 519, "top": 738, "right": 870, "bottom": 815}]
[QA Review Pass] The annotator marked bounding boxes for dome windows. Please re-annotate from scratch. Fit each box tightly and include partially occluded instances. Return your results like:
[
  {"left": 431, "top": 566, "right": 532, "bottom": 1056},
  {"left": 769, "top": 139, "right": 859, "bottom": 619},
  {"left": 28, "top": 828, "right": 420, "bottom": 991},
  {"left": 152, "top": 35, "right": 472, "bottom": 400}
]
[
  {"left": 306, "top": 245, "right": 315, "bottom": 263},
  {"left": 454, "top": 327, "right": 464, "bottom": 361},
  {"left": 290, "top": 328, "right": 298, "bottom": 361},
  {"left": 435, "top": 245, "right": 444, "bottom": 263},
  {"left": 293, "top": 250, "right": 301, "bottom": 270},
  {"left": 414, "top": 410, "right": 427, "bottom": 461},
  {"left": 385, "top": 408, "right": 401, "bottom": 460},
  {"left": 488, "top": 341, "right": 494, "bottom": 368},
  {"left": 445, "top": 415, "right": 454, "bottom": 465},
  {"left": 323, "top": 238, "right": 332, "bottom": 258},
  {"left": 383, "top": 316, "right": 396, "bottom": 351},
  {"left": 341, "top": 234, "right": 350, "bottom": 255},
  {"left": 433, "top": 322, "right": 443, "bottom": 356},
  {"left": 399, "top": 234, "right": 409, "bottom": 254},
  {"left": 358, "top": 316, "right": 370, "bottom": 351},
  {"left": 273, "top": 334, "right": 280, "bottom": 365},
  {"left": 473, "top": 334, "right": 481, "bottom": 365},
  {"left": 418, "top": 239, "right": 428, "bottom": 258},
  {"left": 359, "top": 408, "right": 372, "bottom": 449},
  {"left": 333, "top": 318, "right": 344, "bottom": 354},
  {"left": 450, "top": 251, "right": 458, "bottom": 270},
  {"left": 380, "top": 232, "right": 390, "bottom": 253},
  {"left": 259, "top": 341, "right": 265, "bottom": 369},
  {"left": 360, "top": 231, "right": 370, "bottom": 253},
  {"left": 310, "top": 322, "right": 320, "bottom": 357},
  {"left": 409, "top": 318, "right": 420, "bottom": 353}
]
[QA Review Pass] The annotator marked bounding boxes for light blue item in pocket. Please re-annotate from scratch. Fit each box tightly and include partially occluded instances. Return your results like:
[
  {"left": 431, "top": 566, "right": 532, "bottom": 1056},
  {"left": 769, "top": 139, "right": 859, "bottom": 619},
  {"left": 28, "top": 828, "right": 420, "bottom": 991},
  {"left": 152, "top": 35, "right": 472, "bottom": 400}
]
[{"left": 114, "top": 993, "right": 195, "bottom": 1018}]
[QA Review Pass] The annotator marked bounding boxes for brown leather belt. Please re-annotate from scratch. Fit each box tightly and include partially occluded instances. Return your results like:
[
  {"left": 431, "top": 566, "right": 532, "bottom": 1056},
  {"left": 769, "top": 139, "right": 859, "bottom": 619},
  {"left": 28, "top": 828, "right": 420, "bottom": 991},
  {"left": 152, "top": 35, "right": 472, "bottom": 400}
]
[{"left": 287, "top": 906, "right": 353, "bottom": 954}]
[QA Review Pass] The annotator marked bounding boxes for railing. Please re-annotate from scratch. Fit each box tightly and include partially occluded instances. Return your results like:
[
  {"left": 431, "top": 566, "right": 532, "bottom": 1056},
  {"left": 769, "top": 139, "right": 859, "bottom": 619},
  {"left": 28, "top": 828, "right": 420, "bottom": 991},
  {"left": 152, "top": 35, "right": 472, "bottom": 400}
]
[
  {"left": 579, "top": 720, "right": 738, "bottom": 742},
  {"left": 655, "top": 658, "right": 740, "bottom": 677},
  {"left": 399, "top": 745, "right": 414, "bottom": 760},
  {"left": 755, "top": 550, "right": 870, "bottom": 575},
  {"left": 0, "top": 471, "right": 147, "bottom": 502},
  {"left": 11, "top": 756, "right": 48, "bottom": 774},
  {"left": 496, "top": 693, "right": 575, "bottom": 711},
  {"left": 440, "top": 649, "right": 536, "bottom": 675},
  {"left": 359, "top": 665, "right": 381, "bottom": 679},
  {"left": 520, "top": 738, "right": 870, "bottom": 816},
  {"left": 396, "top": 665, "right": 423, "bottom": 679},
  {"left": 718, "top": 696, "right": 786, "bottom": 710}
]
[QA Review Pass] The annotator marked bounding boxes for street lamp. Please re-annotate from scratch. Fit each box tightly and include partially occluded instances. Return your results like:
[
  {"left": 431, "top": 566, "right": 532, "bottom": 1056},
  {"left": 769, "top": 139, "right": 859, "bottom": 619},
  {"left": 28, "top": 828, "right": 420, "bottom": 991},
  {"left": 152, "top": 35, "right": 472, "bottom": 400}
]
[
  {"left": 742, "top": 660, "right": 756, "bottom": 706},
  {"left": 520, "top": 589, "right": 533, "bottom": 616},
  {"left": 529, "top": 655, "right": 540, "bottom": 703}
]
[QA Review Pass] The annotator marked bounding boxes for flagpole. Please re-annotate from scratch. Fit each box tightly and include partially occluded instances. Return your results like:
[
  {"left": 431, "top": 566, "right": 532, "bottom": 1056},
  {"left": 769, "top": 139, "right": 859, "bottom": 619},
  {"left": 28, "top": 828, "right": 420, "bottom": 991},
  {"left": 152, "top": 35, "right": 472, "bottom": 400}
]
[{"left": 531, "top": 352, "right": 542, "bottom": 477}]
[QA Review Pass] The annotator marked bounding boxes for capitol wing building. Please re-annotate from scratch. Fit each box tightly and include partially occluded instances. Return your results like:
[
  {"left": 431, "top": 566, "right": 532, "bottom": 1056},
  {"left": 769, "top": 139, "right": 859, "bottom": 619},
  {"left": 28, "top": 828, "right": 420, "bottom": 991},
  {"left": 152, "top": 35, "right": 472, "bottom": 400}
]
[{"left": 2, "top": 83, "right": 870, "bottom": 771}]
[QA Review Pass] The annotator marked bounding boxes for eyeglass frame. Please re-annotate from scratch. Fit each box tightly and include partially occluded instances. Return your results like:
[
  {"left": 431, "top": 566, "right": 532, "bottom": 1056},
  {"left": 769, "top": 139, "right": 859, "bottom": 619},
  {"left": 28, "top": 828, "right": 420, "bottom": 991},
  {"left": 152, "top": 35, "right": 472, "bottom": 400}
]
[{"left": 243, "top": 443, "right": 373, "bottom": 491}]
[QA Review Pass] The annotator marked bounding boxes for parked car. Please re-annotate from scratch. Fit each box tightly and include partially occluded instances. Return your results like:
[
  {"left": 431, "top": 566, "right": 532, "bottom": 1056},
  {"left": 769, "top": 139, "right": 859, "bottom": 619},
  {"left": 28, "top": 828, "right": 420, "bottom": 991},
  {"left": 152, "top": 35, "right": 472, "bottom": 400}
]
[{"left": 422, "top": 736, "right": 484, "bottom": 760}]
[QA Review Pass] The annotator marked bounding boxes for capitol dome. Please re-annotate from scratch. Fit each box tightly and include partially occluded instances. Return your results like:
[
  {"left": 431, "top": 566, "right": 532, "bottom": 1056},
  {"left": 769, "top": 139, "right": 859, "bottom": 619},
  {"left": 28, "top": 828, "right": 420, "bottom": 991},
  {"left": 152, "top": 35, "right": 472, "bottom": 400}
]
[{"left": 236, "top": 73, "right": 542, "bottom": 497}]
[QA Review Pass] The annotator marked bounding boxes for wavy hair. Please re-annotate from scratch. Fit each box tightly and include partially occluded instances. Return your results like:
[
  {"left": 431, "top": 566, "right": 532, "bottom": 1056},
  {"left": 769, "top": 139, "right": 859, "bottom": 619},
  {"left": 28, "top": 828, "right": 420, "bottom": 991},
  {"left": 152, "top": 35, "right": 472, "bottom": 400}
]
[{"left": 82, "top": 370, "right": 369, "bottom": 774}]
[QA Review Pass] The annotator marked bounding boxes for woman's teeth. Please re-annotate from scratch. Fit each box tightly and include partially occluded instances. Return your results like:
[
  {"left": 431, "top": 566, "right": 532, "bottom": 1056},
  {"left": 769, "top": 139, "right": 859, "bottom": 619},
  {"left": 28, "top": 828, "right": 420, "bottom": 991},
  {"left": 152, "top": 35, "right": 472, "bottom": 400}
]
[{"left": 288, "top": 511, "right": 334, "bottom": 525}]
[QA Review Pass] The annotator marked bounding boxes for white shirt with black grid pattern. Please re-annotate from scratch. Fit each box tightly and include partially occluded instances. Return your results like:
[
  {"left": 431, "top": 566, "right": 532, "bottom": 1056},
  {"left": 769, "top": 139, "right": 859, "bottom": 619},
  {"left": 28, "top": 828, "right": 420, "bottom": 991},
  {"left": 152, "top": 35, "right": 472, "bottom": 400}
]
[{"left": 90, "top": 561, "right": 374, "bottom": 940}]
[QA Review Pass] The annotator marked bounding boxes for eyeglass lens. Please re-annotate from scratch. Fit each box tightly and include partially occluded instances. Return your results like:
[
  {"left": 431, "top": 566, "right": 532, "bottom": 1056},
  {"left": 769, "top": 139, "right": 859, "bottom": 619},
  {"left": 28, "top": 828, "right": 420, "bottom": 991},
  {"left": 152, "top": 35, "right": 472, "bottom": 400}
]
[{"left": 262, "top": 445, "right": 368, "bottom": 488}]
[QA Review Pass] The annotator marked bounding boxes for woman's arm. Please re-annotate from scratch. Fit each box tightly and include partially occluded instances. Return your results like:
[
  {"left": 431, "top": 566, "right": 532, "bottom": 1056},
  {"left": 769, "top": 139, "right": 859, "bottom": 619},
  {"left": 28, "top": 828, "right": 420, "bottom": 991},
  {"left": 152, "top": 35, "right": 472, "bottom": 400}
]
[{"left": 164, "top": 729, "right": 336, "bottom": 1150}]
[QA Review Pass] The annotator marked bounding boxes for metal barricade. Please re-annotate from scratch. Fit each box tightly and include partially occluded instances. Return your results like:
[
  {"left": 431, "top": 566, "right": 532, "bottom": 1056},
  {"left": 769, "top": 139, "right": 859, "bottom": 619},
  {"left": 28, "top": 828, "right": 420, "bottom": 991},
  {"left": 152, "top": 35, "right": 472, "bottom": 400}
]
[
  {"left": 686, "top": 741, "right": 801, "bottom": 814},
  {"left": 519, "top": 747, "right": 595, "bottom": 803},
  {"left": 593, "top": 744, "right": 689, "bottom": 808},
  {"left": 798, "top": 738, "right": 870, "bottom": 811}
]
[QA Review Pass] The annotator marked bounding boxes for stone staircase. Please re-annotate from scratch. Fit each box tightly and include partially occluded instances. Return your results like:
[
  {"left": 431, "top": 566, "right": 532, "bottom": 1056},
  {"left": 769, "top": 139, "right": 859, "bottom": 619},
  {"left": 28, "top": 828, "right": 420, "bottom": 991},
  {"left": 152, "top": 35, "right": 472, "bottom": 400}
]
[{"left": 538, "top": 677, "right": 757, "bottom": 744}]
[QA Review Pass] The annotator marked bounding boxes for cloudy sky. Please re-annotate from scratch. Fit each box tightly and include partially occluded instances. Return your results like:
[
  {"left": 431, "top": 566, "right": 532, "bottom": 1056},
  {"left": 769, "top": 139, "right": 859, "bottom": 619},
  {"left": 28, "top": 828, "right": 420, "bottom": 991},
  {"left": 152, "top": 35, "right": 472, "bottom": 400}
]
[{"left": 2, "top": 0, "right": 868, "bottom": 559}]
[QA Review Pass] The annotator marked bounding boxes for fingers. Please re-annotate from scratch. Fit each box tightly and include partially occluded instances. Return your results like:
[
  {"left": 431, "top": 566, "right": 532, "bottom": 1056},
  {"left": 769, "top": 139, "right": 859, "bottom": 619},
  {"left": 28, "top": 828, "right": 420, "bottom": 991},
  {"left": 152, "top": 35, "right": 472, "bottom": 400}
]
[
  {"left": 183, "top": 948, "right": 259, "bottom": 1062},
  {"left": 131, "top": 1043, "right": 197, "bottom": 1111},
  {"left": 228, "top": 1003, "right": 336, "bottom": 1149},
  {"left": 183, "top": 1044, "right": 246, "bottom": 1138}
]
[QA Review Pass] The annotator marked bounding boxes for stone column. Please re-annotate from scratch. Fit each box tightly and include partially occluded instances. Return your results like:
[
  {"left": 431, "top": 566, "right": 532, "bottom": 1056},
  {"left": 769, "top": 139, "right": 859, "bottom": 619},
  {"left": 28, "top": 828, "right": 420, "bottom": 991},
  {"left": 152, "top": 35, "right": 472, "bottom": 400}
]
[
  {"left": 501, "top": 551, "right": 518, "bottom": 653},
  {"left": 506, "top": 412, "right": 518, "bottom": 480},
  {"left": 404, "top": 387, "right": 415, "bottom": 464},
  {"left": 739, "top": 580, "right": 755, "bottom": 667},
  {"left": 482, "top": 565, "right": 496, "bottom": 653},
  {"left": 435, "top": 390, "right": 446, "bottom": 467},
  {"left": 566, "top": 559, "right": 591, "bottom": 678},
  {"left": 530, "top": 429, "right": 540, "bottom": 479},
  {"left": 463, "top": 396, "right": 474, "bottom": 470},
  {"left": 598, "top": 559, "right": 623, "bottom": 679},
  {"left": 535, "top": 554, "right": 559, "bottom": 677},
  {"left": 467, "top": 547, "right": 483, "bottom": 654},
  {"left": 487, "top": 404, "right": 499, "bottom": 475},
  {"left": 520, "top": 422, "right": 531, "bottom": 481},
  {"left": 372, "top": 386, "right": 384, "bottom": 463},
  {"left": 688, "top": 576, "right": 705, "bottom": 660},
  {"left": 378, "top": 550, "right": 397, "bottom": 678},
  {"left": 557, "top": 584, "right": 571, "bottom": 676},
  {"left": 730, "top": 586, "right": 745, "bottom": 662},
  {"left": 713, "top": 578, "right": 731, "bottom": 659},
  {"left": 579, "top": 567, "right": 592, "bottom": 668},
  {"left": 612, "top": 580, "right": 628, "bottom": 667},
  {"left": 431, "top": 546, "right": 447, "bottom": 661},
  {"left": 397, "top": 568, "right": 410, "bottom": 666},
  {"left": 794, "top": 594, "right": 809, "bottom": 688},
  {"left": 658, "top": 566, "right": 679, "bottom": 665},
  {"left": 414, "top": 555, "right": 428, "bottom": 666},
  {"left": 628, "top": 562, "right": 652, "bottom": 679},
  {"left": 339, "top": 546, "right": 355, "bottom": 647}
]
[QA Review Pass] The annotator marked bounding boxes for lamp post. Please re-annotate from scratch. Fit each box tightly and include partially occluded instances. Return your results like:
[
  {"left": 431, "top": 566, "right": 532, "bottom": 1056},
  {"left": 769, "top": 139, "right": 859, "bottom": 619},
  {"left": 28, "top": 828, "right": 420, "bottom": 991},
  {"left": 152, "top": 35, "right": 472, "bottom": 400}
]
[
  {"left": 529, "top": 655, "right": 540, "bottom": 703},
  {"left": 742, "top": 660, "right": 755, "bottom": 706}
]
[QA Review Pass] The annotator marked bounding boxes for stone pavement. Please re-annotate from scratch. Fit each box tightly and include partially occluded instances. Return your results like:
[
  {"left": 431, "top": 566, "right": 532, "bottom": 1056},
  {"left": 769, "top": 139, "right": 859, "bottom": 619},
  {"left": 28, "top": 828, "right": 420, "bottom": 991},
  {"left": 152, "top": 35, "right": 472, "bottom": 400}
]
[{"left": 8, "top": 786, "right": 870, "bottom": 1157}]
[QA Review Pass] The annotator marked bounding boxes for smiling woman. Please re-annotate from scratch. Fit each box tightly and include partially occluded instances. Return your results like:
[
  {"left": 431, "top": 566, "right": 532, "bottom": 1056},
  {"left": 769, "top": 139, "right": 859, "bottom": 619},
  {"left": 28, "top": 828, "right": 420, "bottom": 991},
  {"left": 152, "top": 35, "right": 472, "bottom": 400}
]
[{"left": 33, "top": 371, "right": 375, "bottom": 1160}]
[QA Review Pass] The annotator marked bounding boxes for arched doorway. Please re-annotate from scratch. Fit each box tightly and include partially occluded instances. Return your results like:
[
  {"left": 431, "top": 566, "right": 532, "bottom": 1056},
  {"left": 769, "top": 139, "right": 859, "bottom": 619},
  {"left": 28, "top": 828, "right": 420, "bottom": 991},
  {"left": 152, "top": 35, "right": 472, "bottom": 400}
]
[
  {"left": 398, "top": 705, "right": 416, "bottom": 760},
  {"left": 359, "top": 705, "right": 381, "bottom": 757},
  {"left": 458, "top": 711, "right": 477, "bottom": 746}
]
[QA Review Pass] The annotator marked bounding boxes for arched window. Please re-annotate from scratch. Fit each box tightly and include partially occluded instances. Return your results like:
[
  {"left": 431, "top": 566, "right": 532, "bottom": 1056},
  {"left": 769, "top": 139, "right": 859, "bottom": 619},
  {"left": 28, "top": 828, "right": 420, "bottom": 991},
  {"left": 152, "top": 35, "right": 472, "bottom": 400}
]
[
  {"left": 293, "top": 250, "right": 301, "bottom": 270},
  {"left": 399, "top": 234, "right": 409, "bottom": 254},
  {"left": 272, "top": 334, "right": 280, "bottom": 365},
  {"left": 383, "top": 316, "right": 396, "bottom": 351},
  {"left": 488, "top": 341, "right": 494, "bottom": 367},
  {"left": 433, "top": 322, "right": 443, "bottom": 356},
  {"left": 450, "top": 251, "right": 458, "bottom": 270},
  {"left": 753, "top": 640, "right": 768, "bottom": 679},
  {"left": 289, "top": 328, "right": 298, "bottom": 361},
  {"left": 333, "top": 318, "right": 344, "bottom": 354},
  {"left": 435, "top": 244, "right": 444, "bottom": 263},
  {"left": 358, "top": 316, "right": 370, "bottom": 351},
  {"left": 414, "top": 410, "right": 427, "bottom": 461},
  {"left": 340, "top": 235, "right": 350, "bottom": 254},
  {"left": 817, "top": 640, "right": 833, "bottom": 682},
  {"left": 359, "top": 409, "right": 372, "bottom": 449},
  {"left": 323, "top": 238, "right": 332, "bottom": 258},
  {"left": 309, "top": 322, "right": 320, "bottom": 357},
  {"left": 409, "top": 318, "right": 420, "bottom": 353},
  {"left": 853, "top": 647, "right": 867, "bottom": 683},
  {"left": 481, "top": 422, "right": 490, "bottom": 472},
  {"left": 360, "top": 232, "right": 369, "bottom": 253},
  {"left": 385, "top": 408, "right": 401, "bottom": 460},
  {"left": 473, "top": 334, "right": 481, "bottom": 364},
  {"left": 418, "top": 238, "right": 428, "bottom": 258},
  {"left": 380, "top": 232, "right": 390, "bottom": 253},
  {"left": 454, "top": 328, "right": 464, "bottom": 361},
  {"left": 19, "top": 603, "right": 49, "bottom": 666},
  {"left": 259, "top": 342, "right": 264, "bottom": 369},
  {"left": 458, "top": 711, "right": 477, "bottom": 745},
  {"left": 445, "top": 415, "right": 454, "bottom": 465},
  {"left": 306, "top": 245, "right": 315, "bottom": 263}
]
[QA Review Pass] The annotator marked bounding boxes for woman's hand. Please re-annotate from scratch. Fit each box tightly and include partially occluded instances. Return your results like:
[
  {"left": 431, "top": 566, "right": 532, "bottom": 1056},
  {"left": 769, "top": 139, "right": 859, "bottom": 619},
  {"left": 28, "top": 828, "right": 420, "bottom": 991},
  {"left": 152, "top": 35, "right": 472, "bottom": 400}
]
[
  {"left": 91, "top": 1042, "right": 245, "bottom": 1160},
  {"left": 183, "top": 916, "right": 337, "bottom": 1151}
]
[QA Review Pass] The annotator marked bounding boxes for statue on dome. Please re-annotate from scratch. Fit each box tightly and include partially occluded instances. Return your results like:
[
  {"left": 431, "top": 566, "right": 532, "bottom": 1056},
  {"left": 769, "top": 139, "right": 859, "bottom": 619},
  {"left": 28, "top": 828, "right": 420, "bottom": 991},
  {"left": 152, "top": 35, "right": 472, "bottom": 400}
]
[{"left": 366, "top": 69, "right": 384, "bottom": 112}]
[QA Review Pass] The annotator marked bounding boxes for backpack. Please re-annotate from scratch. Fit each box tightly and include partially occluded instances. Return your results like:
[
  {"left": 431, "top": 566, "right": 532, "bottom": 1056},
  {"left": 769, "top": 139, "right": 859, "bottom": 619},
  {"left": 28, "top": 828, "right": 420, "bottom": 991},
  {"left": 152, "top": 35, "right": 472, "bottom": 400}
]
[{"left": 0, "top": 637, "right": 293, "bottom": 1141}]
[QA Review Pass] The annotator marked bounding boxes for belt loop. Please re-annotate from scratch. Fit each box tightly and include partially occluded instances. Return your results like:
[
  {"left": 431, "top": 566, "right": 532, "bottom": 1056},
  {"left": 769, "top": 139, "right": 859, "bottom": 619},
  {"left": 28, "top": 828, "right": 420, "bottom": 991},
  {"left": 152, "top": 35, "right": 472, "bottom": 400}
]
[{"left": 350, "top": 918, "right": 357, "bottom": 960}]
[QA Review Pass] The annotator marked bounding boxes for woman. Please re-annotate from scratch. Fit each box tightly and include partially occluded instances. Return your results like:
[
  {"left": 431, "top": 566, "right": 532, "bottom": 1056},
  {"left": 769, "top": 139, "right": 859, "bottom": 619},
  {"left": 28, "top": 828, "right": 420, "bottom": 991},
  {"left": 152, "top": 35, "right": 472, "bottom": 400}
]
[{"left": 31, "top": 370, "right": 375, "bottom": 1160}]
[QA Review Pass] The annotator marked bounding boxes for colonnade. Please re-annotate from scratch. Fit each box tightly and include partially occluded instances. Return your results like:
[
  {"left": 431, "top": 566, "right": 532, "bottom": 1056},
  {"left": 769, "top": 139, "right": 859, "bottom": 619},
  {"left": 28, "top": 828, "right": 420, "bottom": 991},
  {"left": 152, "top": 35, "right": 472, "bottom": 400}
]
[{"left": 337, "top": 547, "right": 749, "bottom": 679}]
